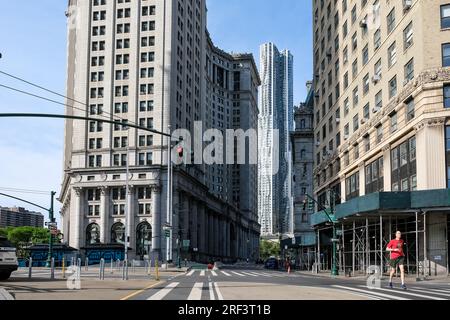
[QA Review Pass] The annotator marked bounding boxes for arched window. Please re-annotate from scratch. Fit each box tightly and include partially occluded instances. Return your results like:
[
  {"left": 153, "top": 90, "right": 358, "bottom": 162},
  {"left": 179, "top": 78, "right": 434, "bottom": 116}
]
[
  {"left": 300, "top": 119, "right": 306, "bottom": 129},
  {"left": 86, "top": 223, "right": 100, "bottom": 246},
  {"left": 111, "top": 222, "right": 125, "bottom": 244},
  {"left": 136, "top": 222, "right": 152, "bottom": 259}
]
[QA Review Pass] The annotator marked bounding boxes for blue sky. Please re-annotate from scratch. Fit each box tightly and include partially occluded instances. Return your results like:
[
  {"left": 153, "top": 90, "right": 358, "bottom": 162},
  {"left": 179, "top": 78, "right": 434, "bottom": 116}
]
[{"left": 0, "top": 0, "right": 312, "bottom": 224}]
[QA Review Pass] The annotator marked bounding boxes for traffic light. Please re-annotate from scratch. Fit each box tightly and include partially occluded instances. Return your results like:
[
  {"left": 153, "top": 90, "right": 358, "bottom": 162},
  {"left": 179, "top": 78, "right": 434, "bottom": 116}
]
[
  {"left": 303, "top": 197, "right": 315, "bottom": 212},
  {"left": 177, "top": 146, "right": 184, "bottom": 158},
  {"left": 308, "top": 198, "right": 314, "bottom": 212}
]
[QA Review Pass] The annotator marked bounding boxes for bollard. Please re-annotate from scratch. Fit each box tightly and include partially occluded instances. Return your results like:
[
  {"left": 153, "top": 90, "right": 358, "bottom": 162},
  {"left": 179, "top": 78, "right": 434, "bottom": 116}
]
[
  {"left": 77, "top": 258, "right": 81, "bottom": 268},
  {"left": 85, "top": 258, "right": 89, "bottom": 271},
  {"left": 132, "top": 259, "right": 136, "bottom": 273},
  {"left": 28, "top": 257, "right": 33, "bottom": 279},
  {"left": 50, "top": 257, "right": 55, "bottom": 280},
  {"left": 110, "top": 258, "right": 114, "bottom": 274},
  {"left": 62, "top": 257, "right": 66, "bottom": 279},
  {"left": 71, "top": 256, "right": 74, "bottom": 267},
  {"left": 155, "top": 257, "right": 160, "bottom": 281},
  {"left": 99, "top": 258, "right": 105, "bottom": 280}
]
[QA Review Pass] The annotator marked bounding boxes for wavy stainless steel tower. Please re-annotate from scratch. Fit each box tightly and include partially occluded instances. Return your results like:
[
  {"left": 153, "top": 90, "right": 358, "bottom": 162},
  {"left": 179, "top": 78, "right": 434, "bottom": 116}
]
[{"left": 258, "top": 43, "right": 294, "bottom": 238}]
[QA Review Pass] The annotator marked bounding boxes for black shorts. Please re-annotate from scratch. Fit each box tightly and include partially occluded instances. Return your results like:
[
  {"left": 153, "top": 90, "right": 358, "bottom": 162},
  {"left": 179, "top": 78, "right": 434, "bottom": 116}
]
[{"left": 389, "top": 256, "right": 405, "bottom": 268}]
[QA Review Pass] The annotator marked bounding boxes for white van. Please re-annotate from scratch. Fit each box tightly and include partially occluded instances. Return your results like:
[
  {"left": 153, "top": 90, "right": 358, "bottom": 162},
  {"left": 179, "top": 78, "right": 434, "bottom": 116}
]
[{"left": 0, "top": 237, "right": 18, "bottom": 280}]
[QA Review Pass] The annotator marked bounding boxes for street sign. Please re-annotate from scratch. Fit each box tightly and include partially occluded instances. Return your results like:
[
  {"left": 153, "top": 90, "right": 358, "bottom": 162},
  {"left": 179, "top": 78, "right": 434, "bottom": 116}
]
[
  {"left": 292, "top": 238, "right": 296, "bottom": 245},
  {"left": 331, "top": 238, "right": 340, "bottom": 243},
  {"left": 164, "top": 229, "right": 170, "bottom": 238}
]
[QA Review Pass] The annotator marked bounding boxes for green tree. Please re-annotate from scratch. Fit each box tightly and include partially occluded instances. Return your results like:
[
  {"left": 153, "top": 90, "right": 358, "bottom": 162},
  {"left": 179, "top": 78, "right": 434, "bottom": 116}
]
[
  {"left": 0, "top": 228, "right": 7, "bottom": 237},
  {"left": 259, "top": 240, "right": 280, "bottom": 260},
  {"left": 3, "top": 227, "right": 52, "bottom": 258}
]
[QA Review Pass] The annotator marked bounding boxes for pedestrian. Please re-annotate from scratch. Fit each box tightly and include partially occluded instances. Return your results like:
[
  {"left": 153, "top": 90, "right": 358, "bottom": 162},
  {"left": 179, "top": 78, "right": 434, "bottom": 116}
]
[{"left": 386, "top": 231, "right": 407, "bottom": 290}]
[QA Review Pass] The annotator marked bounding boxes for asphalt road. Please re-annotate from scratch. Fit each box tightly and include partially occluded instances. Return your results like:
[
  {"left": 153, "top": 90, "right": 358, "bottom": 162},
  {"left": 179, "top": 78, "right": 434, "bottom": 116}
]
[{"left": 130, "top": 267, "right": 450, "bottom": 300}]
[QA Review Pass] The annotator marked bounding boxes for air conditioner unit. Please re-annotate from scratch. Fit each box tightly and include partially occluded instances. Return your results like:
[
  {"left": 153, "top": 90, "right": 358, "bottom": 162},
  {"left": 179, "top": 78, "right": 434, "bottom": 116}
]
[
  {"left": 360, "top": 118, "right": 367, "bottom": 125},
  {"left": 336, "top": 117, "right": 341, "bottom": 124},
  {"left": 372, "top": 74, "right": 381, "bottom": 83},
  {"left": 315, "top": 142, "right": 321, "bottom": 147},
  {"left": 326, "top": 50, "right": 332, "bottom": 57},
  {"left": 344, "top": 135, "right": 349, "bottom": 140},
  {"left": 359, "top": 19, "right": 367, "bottom": 28},
  {"left": 372, "top": 106, "right": 381, "bottom": 113},
  {"left": 315, "top": 93, "right": 320, "bottom": 99},
  {"left": 403, "top": 78, "right": 411, "bottom": 86},
  {"left": 403, "top": 0, "right": 412, "bottom": 10}
]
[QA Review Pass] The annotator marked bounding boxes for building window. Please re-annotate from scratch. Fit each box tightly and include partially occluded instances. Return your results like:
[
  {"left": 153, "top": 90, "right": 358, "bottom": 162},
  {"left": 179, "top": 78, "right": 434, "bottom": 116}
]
[
  {"left": 387, "top": 8, "right": 396, "bottom": 34},
  {"left": 406, "top": 97, "right": 415, "bottom": 121},
  {"left": 441, "top": 4, "right": 450, "bottom": 29},
  {"left": 353, "top": 114, "right": 359, "bottom": 132},
  {"left": 391, "top": 136, "right": 417, "bottom": 191},
  {"left": 352, "top": 32, "right": 358, "bottom": 52},
  {"left": 365, "top": 157, "right": 384, "bottom": 195},
  {"left": 353, "top": 87, "right": 359, "bottom": 107},
  {"left": 390, "top": 112, "right": 398, "bottom": 133},
  {"left": 375, "top": 90, "right": 383, "bottom": 109},
  {"left": 388, "top": 42, "right": 397, "bottom": 68},
  {"left": 362, "top": 45, "right": 369, "bottom": 65},
  {"left": 354, "top": 143, "right": 359, "bottom": 160},
  {"left": 444, "top": 85, "right": 450, "bottom": 108},
  {"left": 374, "top": 29, "right": 381, "bottom": 50},
  {"left": 345, "top": 171, "right": 360, "bottom": 201},
  {"left": 364, "top": 134, "right": 370, "bottom": 152},
  {"left": 389, "top": 76, "right": 397, "bottom": 99},
  {"left": 352, "top": 59, "right": 358, "bottom": 79},
  {"left": 363, "top": 103, "right": 370, "bottom": 120},
  {"left": 363, "top": 74, "right": 369, "bottom": 94},
  {"left": 376, "top": 124, "right": 383, "bottom": 144},
  {"left": 443, "top": 43, "right": 450, "bottom": 67},
  {"left": 403, "top": 22, "right": 413, "bottom": 50},
  {"left": 404, "top": 59, "right": 414, "bottom": 83}
]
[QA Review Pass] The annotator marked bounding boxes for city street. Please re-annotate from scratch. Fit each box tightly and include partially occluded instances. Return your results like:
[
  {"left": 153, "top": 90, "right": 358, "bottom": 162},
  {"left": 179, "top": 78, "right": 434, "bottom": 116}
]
[{"left": 129, "top": 267, "right": 450, "bottom": 301}]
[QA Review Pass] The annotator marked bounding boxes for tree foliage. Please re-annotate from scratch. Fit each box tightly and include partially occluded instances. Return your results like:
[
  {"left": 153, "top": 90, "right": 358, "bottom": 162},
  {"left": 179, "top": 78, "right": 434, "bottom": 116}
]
[
  {"left": 0, "top": 227, "right": 53, "bottom": 258},
  {"left": 259, "top": 240, "right": 280, "bottom": 260}
]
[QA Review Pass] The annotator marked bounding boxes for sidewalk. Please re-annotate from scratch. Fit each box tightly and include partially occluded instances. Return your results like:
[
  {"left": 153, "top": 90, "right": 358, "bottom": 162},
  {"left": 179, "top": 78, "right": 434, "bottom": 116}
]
[{"left": 296, "top": 270, "right": 450, "bottom": 283}]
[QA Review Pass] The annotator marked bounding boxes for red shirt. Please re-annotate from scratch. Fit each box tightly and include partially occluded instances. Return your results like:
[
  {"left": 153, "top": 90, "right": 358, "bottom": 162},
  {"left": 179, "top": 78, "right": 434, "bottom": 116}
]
[{"left": 387, "top": 239, "right": 405, "bottom": 259}]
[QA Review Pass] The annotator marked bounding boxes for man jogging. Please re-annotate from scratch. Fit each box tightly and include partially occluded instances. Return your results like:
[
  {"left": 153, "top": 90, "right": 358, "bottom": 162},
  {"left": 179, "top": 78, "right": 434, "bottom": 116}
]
[{"left": 386, "top": 231, "right": 407, "bottom": 290}]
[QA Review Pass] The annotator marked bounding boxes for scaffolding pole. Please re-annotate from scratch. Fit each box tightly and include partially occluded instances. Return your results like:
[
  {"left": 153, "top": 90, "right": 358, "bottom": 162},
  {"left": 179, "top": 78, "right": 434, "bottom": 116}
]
[
  {"left": 415, "top": 211, "right": 419, "bottom": 280},
  {"left": 352, "top": 221, "right": 355, "bottom": 275},
  {"left": 380, "top": 215, "right": 383, "bottom": 274},
  {"left": 342, "top": 223, "right": 346, "bottom": 273}
]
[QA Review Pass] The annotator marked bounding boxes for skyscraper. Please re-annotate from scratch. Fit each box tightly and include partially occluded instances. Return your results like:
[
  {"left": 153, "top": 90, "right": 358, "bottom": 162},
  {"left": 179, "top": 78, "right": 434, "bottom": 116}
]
[
  {"left": 258, "top": 43, "right": 294, "bottom": 237},
  {"left": 60, "top": 0, "right": 260, "bottom": 263}
]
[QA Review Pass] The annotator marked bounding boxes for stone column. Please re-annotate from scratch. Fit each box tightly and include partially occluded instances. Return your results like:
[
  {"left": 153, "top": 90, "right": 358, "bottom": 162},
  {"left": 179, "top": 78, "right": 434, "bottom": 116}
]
[
  {"left": 182, "top": 194, "right": 190, "bottom": 242},
  {"left": 198, "top": 204, "right": 205, "bottom": 255},
  {"left": 72, "top": 187, "right": 82, "bottom": 249},
  {"left": 226, "top": 221, "right": 231, "bottom": 258},
  {"left": 126, "top": 186, "right": 136, "bottom": 255},
  {"left": 221, "top": 220, "right": 227, "bottom": 258},
  {"left": 208, "top": 212, "right": 214, "bottom": 256},
  {"left": 100, "top": 186, "right": 109, "bottom": 243},
  {"left": 151, "top": 184, "right": 162, "bottom": 256},
  {"left": 214, "top": 215, "right": 219, "bottom": 256},
  {"left": 191, "top": 201, "right": 198, "bottom": 252}
]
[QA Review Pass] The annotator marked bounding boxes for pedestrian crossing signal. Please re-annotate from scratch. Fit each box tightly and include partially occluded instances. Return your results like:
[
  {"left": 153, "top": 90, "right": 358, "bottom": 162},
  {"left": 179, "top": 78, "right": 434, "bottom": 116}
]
[{"left": 303, "top": 197, "right": 315, "bottom": 212}]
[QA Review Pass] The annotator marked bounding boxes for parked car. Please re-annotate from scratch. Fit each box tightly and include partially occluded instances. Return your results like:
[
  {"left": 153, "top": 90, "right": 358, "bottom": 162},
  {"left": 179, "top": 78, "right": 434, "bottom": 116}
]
[
  {"left": 0, "top": 237, "right": 18, "bottom": 280},
  {"left": 264, "top": 257, "right": 279, "bottom": 270}
]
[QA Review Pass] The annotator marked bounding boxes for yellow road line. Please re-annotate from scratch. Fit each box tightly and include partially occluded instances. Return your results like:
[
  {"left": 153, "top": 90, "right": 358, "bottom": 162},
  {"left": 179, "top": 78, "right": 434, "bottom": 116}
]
[{"left": 120, "top": 281, "right": 164, "bottom": 301}]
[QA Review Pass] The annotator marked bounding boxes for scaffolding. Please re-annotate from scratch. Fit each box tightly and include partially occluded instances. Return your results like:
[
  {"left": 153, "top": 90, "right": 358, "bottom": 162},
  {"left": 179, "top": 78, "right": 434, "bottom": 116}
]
[{"left": 317, "top": 212, "right": 431, "bottom": 277}]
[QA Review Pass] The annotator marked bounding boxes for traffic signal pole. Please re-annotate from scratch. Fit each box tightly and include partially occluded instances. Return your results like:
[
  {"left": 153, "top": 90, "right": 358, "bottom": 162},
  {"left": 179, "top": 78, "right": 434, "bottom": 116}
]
[
  {"left": 46, "top": 192, "right": 56, "bottom": 267},
  {"left": 304, "top": 192, "right": 339, "bottom": 276}
]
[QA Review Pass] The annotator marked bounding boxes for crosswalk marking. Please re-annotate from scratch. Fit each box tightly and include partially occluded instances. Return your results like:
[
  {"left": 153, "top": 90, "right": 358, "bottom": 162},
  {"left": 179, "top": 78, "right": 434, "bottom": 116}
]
[
  {"left": 211, "top": 271, "right": 218, "bottom": 277},
  {"left": 147, "top": 282, "right": 179, "bottom": 300},
  {"left": 231, "top": 271, "right": 245, "bottom": 277},
  {"left": 221, "top": 271, "right": 231, "bottom": 276},
  {"left": 241, "top": 272, "right": 258, "bottom": 277},
  {"left": 200, "top": 270, "right": 205, "bottom": 276},
  {"left": 186, "top": 270, "right": 195, "bottom": 276},
  {"left": 411, "top": 287, "right": 450, "bottom": 295},
  {"left": 209, "top": 282, "right": 215, "bottom": 300},
  {"left": 214, "top": 282, "right": 224, "bottom": 300},
  {"left": 332, "top": 285, "right": 409, "bottom": 300},
  {"left": 408, "top": 287, "right": 450, "bottom": 297},
  {"left": 187, "top": 282, "right": 203, "bottom": 300},
  {"left": 356, "top": 286, "right": 446, "bottom": 300}
]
